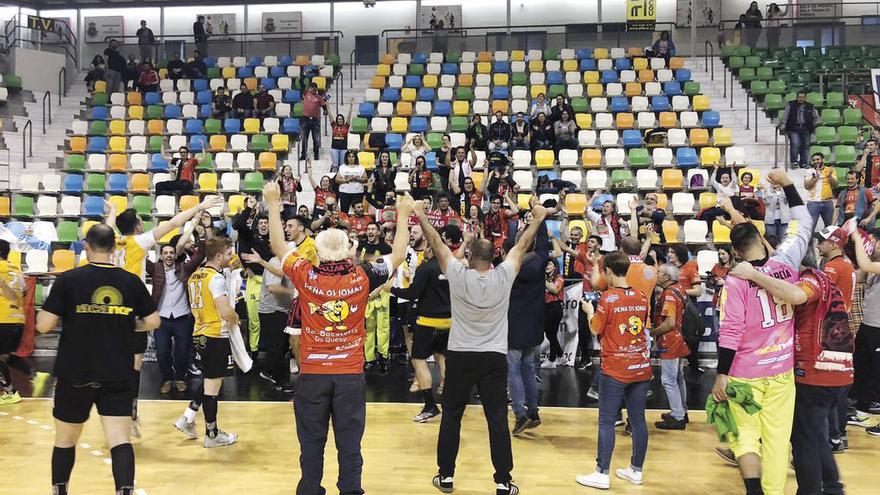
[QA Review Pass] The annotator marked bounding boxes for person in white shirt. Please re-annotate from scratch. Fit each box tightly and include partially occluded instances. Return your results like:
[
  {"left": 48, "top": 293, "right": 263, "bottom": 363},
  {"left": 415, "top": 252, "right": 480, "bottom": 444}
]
[{"left": 335, "top": 150, "right": 368, "bottom": 214}]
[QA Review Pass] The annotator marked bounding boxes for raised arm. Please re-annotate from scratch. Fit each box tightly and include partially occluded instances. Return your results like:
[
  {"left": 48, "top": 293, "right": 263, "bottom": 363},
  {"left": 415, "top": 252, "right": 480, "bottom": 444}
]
[
  {"left": 850, "top": 228, "right": 880, "bottom": 275},
  {"left": 768, "top": 169, "right": 814, "bottom": 269},
  {"left": 505, "top": 205, "right": 548, "bottom": 273},
  {"left": 415, "top": 202, "right": 454, "bottom": 272},
  {"left": 387, "top": 193, "right": 416, "bottom": 269},
  {"left": 154, "top": 196, "right": 223, "bottom": 242},
  {"left": 728, "top": 261, "right": 808, "bottom": 305},
  {"left": 175, "top": 220, "right": 197, "bottom": 257},
  {"left": 262, "top": 181, "right": 294, "bottom": 261}
]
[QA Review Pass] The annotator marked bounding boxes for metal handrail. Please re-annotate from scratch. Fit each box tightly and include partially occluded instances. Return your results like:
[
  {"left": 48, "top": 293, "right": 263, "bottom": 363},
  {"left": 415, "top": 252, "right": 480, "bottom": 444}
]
[
  {"left": 21, "top": 120, "right": 33, "bottom": 169},
  {"left": 381, "top": 22, "right": 681, "bottom": 37},
  {"left": 335, "top": 71, "right": 343, "bottom": 116},
  {"left": 723, "top": 62, "right": 727, "bottom": 99},
  {"left": 755, "top": 93, "right": 759, "bottom": 143},
  {"left": 4, "top": 37, "right": 78, "bottom": 67},
  {"left": 704, "top": 41, "right": 714, "bottom": 81},
  {"left": 730, "top": 69, "right": 735, "bottom": 109},
  {"left": 58, "top": 67, "right": 66, "bottom": 101},
  {"left": 103, "top": 29, "right": 343, "bottom": 44},
  {"left": 349, "top": 49, "right": 357, "bottom": 89},
  {"left": 746, "top": 93, "right": 751, "bottom": 130},
  {"left": 42, "top": 91, "right": 52, "bottom": 134}
]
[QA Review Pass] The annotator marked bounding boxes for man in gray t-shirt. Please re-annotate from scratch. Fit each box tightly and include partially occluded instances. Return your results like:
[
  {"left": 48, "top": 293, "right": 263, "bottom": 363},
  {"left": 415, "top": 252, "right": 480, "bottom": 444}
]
[
  {"left": 247, "top": 255, "right": 295, "bottom": 391},
  {"left": 413, "top": 197, "right": 548, "bottom": 495}
]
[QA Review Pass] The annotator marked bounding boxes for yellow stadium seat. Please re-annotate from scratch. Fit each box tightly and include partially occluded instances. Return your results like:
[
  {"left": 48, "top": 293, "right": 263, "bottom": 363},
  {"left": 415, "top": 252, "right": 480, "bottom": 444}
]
[
  {"left": 108, "top": 154, "right": 127, "bottom": 172},
  {"left": 712, "top": 221, "right": 731, "bottom": 243},
  {"left": 517, "top": 194, "right": 531, "bottom": 210},
  {"left": 587, "top": 83, "right": 604, "bottom": 97},
  {"left": 128, "top": 106, "right": 144, "bottom": 120},
  {"left": 458, "top": 74, "right": 473, "bottom": 87},
  {"left": 312, "top": 77, "right": 326, "bottom": 91},
  {"left": 258, "top": 152, "right": 277, "bottom": 171},
  {"left": 752, "top": 220, "right": 766, "bottom": 236},
  {"left": 670, "top": 57, "right": 685, "bottom": 70},
  {"left": 493, "top": 73, "right": 509, "bottom": 86},
  {"left": 584, "top": 71, "right": 600, "bottom": 84},
  {"left": 422, "top": 75, "right": 438, "bottom": 88},
  {"left": 661, "top": 169, "right": 684, "bottom": 190},
  {"left": 198, "top": 173, "right": 218, "bottom": 192},
  {"left": 663, "top": 220, "right": 680, "bottom": 243},
  {"left": 243, "top": 118, "right": 261, "bottom": 134},
  {"left": 562, "top": 59, "right": 578, "bottom": 72},
  {"left": 158, "top": 223, "right": 181, "bottom": 244},
  {"left": 271, "top": 134, "right": 289, "bottom": 151},
  {"left": 376, "top": 64, "right": 391, "bottom": 76},
  {"left": 179, "top": 195, "right": 199, "bottom": 211},
  {"left": 575, "top": 113, "right": 592, "bottom": 129},
  {"left": 227, "top": 194, "right": 246, "bottom": 215},
  {"left": 379, "top": 53, "right": 394, "bottom": 65},
  {"left": 109, "top": 120, "right": 126, "bottom": 135},
  {"left": 370, "top": 76, "right": 386, "bottom": 89},
  {"left": 564, "top": 193, "right": 587, "bottom": 215},
  {"left": 81, "top": 221, "right": 99, "bottom": 236},
  {"left": 638, "top": 69, "right": 655, "bottom": 83},
  {"left": 690, "top": 128, "right": 710, "bottom": 147},
  {"left": 569, "top": 220, "right": 588, "bottom": 236},
  {"left": 477, "top": 62, "right": 492, "bottom": 74},
  {"left": 94, "top": 80, "right": 106, "bottom": 93},
  {"left": 594, "top": 48, "right": 609, "bottom": 59},
  {"left": 52, "top": 249, "right": 76, "bottom": 273},
  {"left": 221, "top": 67, "right": 236, "bottom": 78},
  {"left": 452, "top": 100, "right": 469, "bottom": 116},
  {"left": 471, "top": 171, "right": 484, "bottom": 191},
  {"left": 0, "top": 197, "right": 9, "bottom": 217},
  {"left": 158, "top": 68, "right": 168, "bottom": 79},
  {"left": 108, "top": 195, "right": 127, "bottom": 213},
  {"left": 655, "top": 193, "right": 669, "bottom": 210},
  {"left": 528, "top": 60, "right": 544, "bottom": 72},
  {"left": 659, "top": 112, "right": 677, "bottom": 128},
  {"left": 130, "top": 173, "right": 150, "bottom": 193},
  {"left": 633, "top": 57, "right": 648, "bottom": 70},
  {"left": 628, "top": 47, "right": 644, "bottom": 57},
  {"left": 701, "top": 147, "right": 722, "bottom": 166},
  {"left": 209, "top": 135, "right": 227, "bottom": 152},
  {"left": 510, "top": 50, "right": 525, "bottom": 61},
  {"left": 358, "top": 151, "right": 376, "bottom": 170},
  {"left": 713, "top": 128, "right": 734, "bottom": 147},
  {"left": 401, "top": 88, "right": 416, "bottom": 102},
  {"left": 739, "top": 168, "right": 760, "bottom": 184},
  {"left": 625, "top": 82, "right": 642, "bottom": 97},
  {"left": 616, "top": 113, "right": 634, "bottom": 129},
  {"left": 492, "top": 100, "right": 509, "bottom": 114},
  {"left": 699, "top": 192, "right": 718, "bottom": 210},
  {"left": 535, "top": 150, "right": 555, "bottom": 169},
  {"left": 581, "top": 149, "right": 601, "bottom": 168},
  {"left": 127, "top": 91, "right": 142, "bottom": 106},
  {"left": 530, "top": 85, "right": 547, "bottom": 99},
  {"left": 478, "top": 51, "right": 492, "bottom": 62},
  {"left": 69, "top": 137, "right": 86, "bottom": 153},
  {"left": 397, "top": 101, "right": 413, "bottom": 116},
  {"left": 147, "top": 119, "right": 164, "bottom": 135},
  {"left": 391, "top": 117, "right": 408, "bottom": 133},
  {"left": 692, "top": 95, "right": 711, "bottom": 112}
]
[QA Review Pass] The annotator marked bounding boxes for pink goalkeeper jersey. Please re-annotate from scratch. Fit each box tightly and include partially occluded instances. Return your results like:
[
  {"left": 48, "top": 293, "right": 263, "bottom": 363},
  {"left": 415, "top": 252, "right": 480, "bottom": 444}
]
[{"left": 718, "top": 202, "right": 814, "bottom": 379}]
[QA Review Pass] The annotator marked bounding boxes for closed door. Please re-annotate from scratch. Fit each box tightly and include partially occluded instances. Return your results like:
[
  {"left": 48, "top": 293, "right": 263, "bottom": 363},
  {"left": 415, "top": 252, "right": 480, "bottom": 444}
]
[{"left": 356, "top": 35, "right": 379, "bottom": 65}]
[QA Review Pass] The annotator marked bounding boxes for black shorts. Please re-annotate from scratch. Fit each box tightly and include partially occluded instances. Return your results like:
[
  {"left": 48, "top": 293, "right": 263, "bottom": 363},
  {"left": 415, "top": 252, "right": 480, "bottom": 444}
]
[
  {"left": 193, "top": 335, "right": 234, "bottom": 379},
  {"left": 131, "top": 331, "right": 148, "bottom": 355},
  {"left": 411, "top": 324, "right": 449, "bottom": 360},
  {"left": 53, "top": 379, "right": 133, "bottom": 423},
  {"left": 396, "top": 301, "right": 418, "bottom": 329},
  {"left": 0, "top": 323, "right": 23, "bottom": 355}
]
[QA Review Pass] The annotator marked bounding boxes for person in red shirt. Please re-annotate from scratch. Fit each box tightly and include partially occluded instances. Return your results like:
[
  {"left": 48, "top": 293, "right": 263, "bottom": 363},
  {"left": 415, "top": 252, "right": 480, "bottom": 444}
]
[
  {"left": 408, "top": 155, "right": 434, "bottom": 200},
  {"left": 330, "top": 98, "right": 355, "bottom": 172},
  {"left": 578, "top": 252, "right": 651, "bottom": 489},
  {"left": 304, "top": 158, "right": 336, "bottom": 217},
  {"left": 155, "top": 144, "right": 207, "bottom": 196},
  {"left": 342, "top": 201, "right": 372, "bottom": 238},
  {"left": 667, "top": 243, "right": 703, "bottom": 372},
  {"left": 854, "top": 138, "right": 880, "bottom": 188},
  {"left": 833, "top": 170, "right": 875, "bottom": 227},
  {"left": 431, "top": 192, "right": 460, "bottom": 227},
  {"left": 299, "top": 82, "right": 328, "bottom": 161},
  {"left": 483, "top": 191, "right": 520, "bottom": 260},
  {"left": 543, "top": 259, "right": 566, "bottom": 367},
  {"left": 263, "top": 181, "right": 417, "bottom": 495},
  {"left": 707, "top": 246, "right": 735, "bottom": 337},
  {"left": 653, "top": 264, "right": 691, "bottom": 430},
  {"left": 816, "top": 226, "right": 856, "bottom": 310}
]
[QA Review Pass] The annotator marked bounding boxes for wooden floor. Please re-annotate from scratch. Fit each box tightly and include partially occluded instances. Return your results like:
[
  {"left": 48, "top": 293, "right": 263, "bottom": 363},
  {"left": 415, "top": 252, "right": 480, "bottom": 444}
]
[{"left": 2, "top": 399, "right": 877, "bottom": 495}]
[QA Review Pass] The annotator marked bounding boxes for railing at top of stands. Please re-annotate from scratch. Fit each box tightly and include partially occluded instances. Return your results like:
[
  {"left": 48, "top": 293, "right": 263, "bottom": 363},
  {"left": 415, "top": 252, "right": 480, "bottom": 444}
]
[
  {"left": 58, "top": 67, "right": 66, "bottom": 102},
  {"left": 41, "top": 91, "right": 51, "bottom": 135},
  {"left": 349, "top": 49, "right": 357, "bottom": 89},
  {"left": 3, "top": 17, "right": 78, "bottom": 67},
  {"left": 21, "top": 119, "right": 33, "bottom": 169},
  {"left": 704, "top": 40, "right": 714, "bottom": 82}
]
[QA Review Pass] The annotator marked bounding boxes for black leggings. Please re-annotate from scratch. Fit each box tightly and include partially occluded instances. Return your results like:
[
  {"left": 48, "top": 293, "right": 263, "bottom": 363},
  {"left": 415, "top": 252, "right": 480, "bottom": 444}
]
[
  {"left": 337, "top": 192, "right": 365, "bottom": 214},
  {"left": 544, "top": 301, "right": 564, "bottom": 362},
  {"left": 577, "top": 301, "right": 593, "bottom": 363}
]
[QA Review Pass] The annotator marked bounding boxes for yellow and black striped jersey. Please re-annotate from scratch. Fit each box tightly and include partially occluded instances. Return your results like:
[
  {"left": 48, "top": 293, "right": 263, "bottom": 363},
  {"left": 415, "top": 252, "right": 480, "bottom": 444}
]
[{"left": 188, "top": 266, "right": 228, "bottom": 338}]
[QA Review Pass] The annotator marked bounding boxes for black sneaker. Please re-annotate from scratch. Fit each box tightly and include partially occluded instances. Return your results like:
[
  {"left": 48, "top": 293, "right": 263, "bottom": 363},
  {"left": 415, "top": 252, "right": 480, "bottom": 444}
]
[
  {"left": 662, "top": 412, "right": 689, "bottom": 424},
  {"left": 364, "top": 361, "right": 377, "bottom": 373},
  {"left": 868, "top": 402, "right": 880, "bottom": 414},
  {"left": 512, "top": 416, "right": 531, "bottom": 436},
  {"left": 842, "top": 435, "right": 849, "bottom": 449},
  {"left": 432, "top": 474, "right": 453, "bottom": 493},
  {"left": 187, "top": 363, "right": 202, "bottom": 377},
  {"left": 614, "top": 419, "right": 625, "bottom": 428},
  {"left": 275, "top": 382, "right": 295, "bottom": 394},
  {"left": 496, "top": 482, "right": 519, "bottom": 495},
  {"left": 867, "top": 424, "right": 880, "bottom": 436},
  {"left": 847, "top": 412, "right": 871, "bottom": 427},
  {"left": 377, "top": 358, "right": 389, "bottom": 376},
  {"left": 624, "top": 420, "right": 632, "bottom": 435},
  {"left": 576, "top": 359, "right": 593, "bottom": 370},
  {"left": 830, "top": 439, "right": 845, "bottom": 454},
  {"left": 527, "top": 411, "right": 541, "bottom": 429},
  {"left": 413, "top": 406, "right": 441, "bottom": 423},
  {"left": 654, "top": 417, "right": 687, "bottom": 430},
  {"left": 715, "top": 447, "right": 738, "bottom": 466}
]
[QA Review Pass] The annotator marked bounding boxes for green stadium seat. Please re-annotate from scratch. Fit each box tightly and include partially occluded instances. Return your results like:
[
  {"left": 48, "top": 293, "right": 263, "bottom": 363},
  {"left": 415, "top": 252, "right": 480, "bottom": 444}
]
[
  {"left": 56, "top": 221, "right": 79, "bottom": 243},
  {"left": 821, "top": 108, "right": 841, "bottom": 126},
  {"left": 814, "top": 126, "right": 837, "bottom": 145},
  {"left": 776, "top": 71, "right": 793, "bottom": 83},
  {"left": 351, "top": 117, "right": 368, "bottom": 133},
  {"left": 243, "top": 172, "right": 264, "bottom": 192},
  {"left": 249, "top": 134, "right": 269, "bottom": 152},
  {"left": 684, "top": 81, "right": 701, "bottom": 96},
  {"left": 326, "top": 54, "right": 341, "bottom": 66},
  {"left": 426, "top": 133, "right": 443, "bottom": 149},
  {"left": 800, "top": 60, "right": 819, "bottom": 72},
  {"left": 131, "top": 195, "right": 152, "bottom": 217},
  {"left": 825, "top": 92, "right": 845, "bottom": 109},
  {"left": 721, "top": 45, "right": 737, "bottom": 59},
  {"left": 735, "top": 45, "right": 752, "bottom": 57},
  {"left": 89, "top": 121, "right": 107, "bottom": 135},
  {"left": 868, "top": 46, "right": 880, "bottom": 58},
  {"left": 548, "top": 84, "right": 566, "bottom": 98},
  {"left": 146, "top": 105, "right": 163, "bottom": 120},
  {"left": 409, "top": 64, "right": 425, "bottom": 76},
  {"left": 820, "top": 60, "right": 840, "bottom": 72},
  {"left": 753, "top": 48, "right": 770, "bottom": 60},
  {"left": 571, "top": 98, "right": 589, "bottom": 113},
  {"left": 810, "top": 145, "right": 833, "bottom": 164},
  {"left": 293, "top": 102, "right": 304, "bottom": 117},
  {"left": 834, "top": 145, "right": 857, "bottom": 166},
  {"left": 770, "top": 49, "right": 786, "bottom": 60},
  {"left": 196, "top": 153, "right": 213, "bottom": 170},
  {"left": 628, "top": 148, "right": 650, "bottom": 168},
  {"left": 756, "top": 67, "right": 774, "bottom": 80},
  {"left": 205, "top": 119, "right": 222, "bottom": 134},
  {"left": 611, "top": 170, "right": 633, "bottom": 190},
  {"left": 768, "top": 80, "right": 786, "bottom": 94},
  {"left": 445, "top": 52, "right": 460, "bottom": 63},
  {"left": 206, "top": 67, "right": 220, "bottom": 79},
  {"left": 91, "top": 93, "right": 108, "bottom": 107},
  {"left": 826, "top": 46, "right": 843, "bottom": 59},
  {"left": 840, "top": 58, "right": 860, "bottom": 70},
  {"left": 148, "top": 135, "right": 163, "bottom": 152},
  {"left": 846, "top": 46, "right": 865, "bottom": 59},
  {"left": 738, "top": 68, "right": 756, "bottom": 84},
  {"left": 450, "top": 116, "right": 468, "bottom": 132},
  {"left": 764, "top": 94, "right": 785, "bottom": 115},
  {"left": 511, "top": 72, "right": 527, "bottom": 86},
  {"left": 728, "top": 56, "right": 744, "bottom": 70},
  {"left": 455, "top": 87, "right": 473, "bottom": 100},
  {"left": 544, "top": 48, "right": 559, "bottom": 60},
  {"left": 805, "top": 46, "right": 822, "bottom": 60},
  {"left": 750, "top": 80, "right": 768, "bottom": 98},
  {"left": 86, "top": 174, "right": 105, "bottom": 193},
  {"left": 838, "top": 126, "right": 859, "bottom": 144},
  {"left": 843, "top": 107, "right": 863, "bottom": 126},
  {"left": 67, "top": 154, "right": 85, "bottom": 172},
  {"left": 834, "top": 167, "right": 849, "bottom": 186},
  {"left": 13, "top": 196, "right": 34, "bottom": 217},
  {"left": 806, "top": 92, "right": 824, "bottom": 109},
  {"left": 745, "top": 56, "right": 761, "bottom": 68}
]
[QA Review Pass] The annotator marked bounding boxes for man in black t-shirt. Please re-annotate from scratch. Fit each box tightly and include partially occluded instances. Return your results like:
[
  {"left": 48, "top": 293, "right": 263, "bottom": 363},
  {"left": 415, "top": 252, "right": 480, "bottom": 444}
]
[
  {"left": 232, "top": 84, "right": 254, "bottom": 119},
  {"left": 37, "top": 224, "right": 159, "bottom": 495},
  {"left": 358, "top": 222, "right": 391, "bottom": 263}
]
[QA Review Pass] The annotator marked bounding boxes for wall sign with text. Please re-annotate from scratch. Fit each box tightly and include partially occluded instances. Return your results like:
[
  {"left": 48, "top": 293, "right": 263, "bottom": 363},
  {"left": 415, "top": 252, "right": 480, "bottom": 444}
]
[{"left": 627, "top": 0, "right": 657, "bottom": 32}]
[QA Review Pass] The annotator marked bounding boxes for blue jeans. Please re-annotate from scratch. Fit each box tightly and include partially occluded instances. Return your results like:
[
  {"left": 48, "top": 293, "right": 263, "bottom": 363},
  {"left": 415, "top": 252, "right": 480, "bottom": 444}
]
[
  {"left": 299, "top": 116, "right": 321, "bottom": 160},
  {"left": 330, "top": 148, "right": 346, "bottom": 172},
  {"left": 788, "top": 130, "right": 812, "bottom": 167},
  {"left": 597, "top": 374, "right": 649, "bottom": 473},
  {"left": 808, "top": 200, "right": 835, "bottom": 231},
  {"left": 507, "top": 346, "right": 539, "bottom": 419},
  {"left": 765, "top": 219, "right": 788, "bottom": 241},
  {"left": 154, "top": 315, "right": 194, "bottom": 382},
  {"left": 660, "top": 358, "right": 687, "bottom": 420}
]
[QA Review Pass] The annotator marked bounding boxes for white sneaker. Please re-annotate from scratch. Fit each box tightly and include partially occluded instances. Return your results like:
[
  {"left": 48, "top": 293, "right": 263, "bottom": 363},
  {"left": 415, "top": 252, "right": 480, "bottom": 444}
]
[
  {"left": 290, "top": 359, "right": 300, "bottom": 374},
  {"left": 130, "top": 418, "right": 142, "bottom": 439},
  {"left": 575, "top": 471, "right": 610, "bottom": 489},
  {"left": 540, "top": 360, "right": 557, "bottom": 369},
  {"left": 615, "top": 467, "right": 643, "bottom": 485},
  {"left": 173, "top": 415, "right": 197, "bottom": 439},
  {"left": 204, "top": 430, "right": 238, "bottom": 448}
]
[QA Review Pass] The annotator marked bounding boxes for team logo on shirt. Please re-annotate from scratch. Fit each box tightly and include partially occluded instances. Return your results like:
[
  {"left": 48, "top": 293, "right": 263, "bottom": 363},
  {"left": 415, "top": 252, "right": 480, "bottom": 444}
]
[
  {"left": 308, "top": 299, "right": 357, "bottom": 331},
  {"left": 75, "top": 286, "right": 134, "bottom": 315},
  {"left": 618, "top": 315, "right": 645, "bottom": 344}
]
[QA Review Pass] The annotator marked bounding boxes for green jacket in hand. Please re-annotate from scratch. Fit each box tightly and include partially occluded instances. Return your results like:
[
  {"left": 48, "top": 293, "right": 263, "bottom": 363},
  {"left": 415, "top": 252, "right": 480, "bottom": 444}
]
[{"left": 705, "top": 380, "right": 762, "bottom": 442}]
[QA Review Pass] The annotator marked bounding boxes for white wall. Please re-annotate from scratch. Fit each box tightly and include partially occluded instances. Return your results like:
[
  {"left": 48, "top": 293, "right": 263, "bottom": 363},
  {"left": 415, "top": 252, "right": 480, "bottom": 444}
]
[
  {"left": 163, "top": 5, "right": 246, "bottom": 38},
  {"left": 335, "top": 1, "right": 416, "bottom": 56},
  {"left": 11, "top": 46, "right": 66, "bottom": 94},
  {"left": 246, "top": 4, "right": 332, "bottom": 35},
  {"left": 512, "top": 0, "right": 598, "bottom": 28}
]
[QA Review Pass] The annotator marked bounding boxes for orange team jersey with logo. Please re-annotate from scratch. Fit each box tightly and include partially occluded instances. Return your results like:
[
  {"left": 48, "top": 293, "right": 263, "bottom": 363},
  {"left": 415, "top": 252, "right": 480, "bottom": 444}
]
[
  {"left": 590, "top": 287, "right": 652, "bottom": 383},
  {"left": 654, "top": 283, "right": 691, "bottom": 360},
  {"left": 594, "top": 256, "right": 657, "bottom": 328},
  {"left": 823, "top": 256, "right": 855, "bottom": 311},
  {"left": 282, "top": 253, "right": 391, "bottom": 374},
  {"left": 343, "top": 213, "right": 372, "bottom": 236}
]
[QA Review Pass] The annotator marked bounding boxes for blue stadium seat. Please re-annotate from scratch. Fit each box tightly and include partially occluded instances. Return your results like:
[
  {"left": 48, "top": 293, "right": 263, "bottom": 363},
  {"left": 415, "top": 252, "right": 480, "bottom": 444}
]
[
  {"left": 601, "top": 70, "right": 619, "bottom": 84},
  {"left": 418, "top": 88, "right": 436, "bottom": 101},
  {"left": 144, "top": 92, "right": 161, "bottom": 105},
  {"left": 405, "top": 75, "right": 422, "bottom": 88},
  {"left": 676, "top": 147, "right": 698, "bottom": 168},
  {"left": 62, "top": 174, "right": 83, "bottom": 193},
  {"left": 224, "top": 119, "right": 241, "bottom": 134},
  {"left": 280, "top": 55, "right": 293, "bottom": 66},
  {"left": 149, "top": 154, "right": 169, "bottom": 172},
  {"left": 189, "top": 135, "right": 207, "bottom": 152},
  {"left": 413, "top": 53, "right": 428, "bottom": 64},
  {"left": 164, "top": 105, "right": 182, "bottom": 119},
  {"left": 675, "top": 69, "right": 692, "bottom": 82},
  {"left": 282, "top": 118, "right": 300, "bottom": 135},
  {"left": 238, "top": 67, "right": 254, "bottom": 78},
  {"left": 540, "top": 171, "right": 560, "bottom": 181},
  {"left": 196, "top": 90, "right": 212, "bottom": 105},
  {"left": 382, "top": 88, "right": 400, "bottom": 102},
  {"left": 107, "top": 173, "right": 128, "bottom": 193},
  {"left": 409, "top": 117, "right": 428, "bottom": 133},
  {"left": 441, "top": 63, "right": 459, "bottom": 75},
  {"left": 87, "top": 137, "right": 107, "bottom": 153},
  {"left": 614, "top": 58, "right": 632, "bottom": 71},
  {"left": 494, "top": 61, "right": 509, "bottom": 73},
  {"left": 385, "top": 133, "right": 404, "bottom": 151},
  {"left": 283, "top": 90, "right": 302, "bottom": 103},
  {"left": 425, "top": 151, "right": 437, "bottom": 170},
  {"left": 622, "top": 130, "right": 643, "bottom": 148},
  {"left": 611, "top": 97, "right": 629, "bottom": 113},
  {"left": 547, "top": 71, "right": 563, "bottom": 85},
  {"left": 83, "top": 196, "right": 104, "bottom": 217},
  {"left": 261, "top": 78, "right": 276, "bottom": 90},
  {"left": 434, "top": 101, "right": 451, "bottom": 116},
  {"left": 91, "top": 107, "right": 108, "bottom": 120},
  {"left": 193, "top": 79, "right": 209, "bottom": 91},
  {"left": 270, "top": 66, "right": 285, "bottom": 78},
  {"left": 199, "top": 104, "right": 213, "bottom": 119},
  {"left": 651, "top": 96, "right": 670, "bottom": 112},
  {"left": 204, "top": 57, "right": 217, "bottom": 68},
  {"left": 580, "top": 59, "right": 597, "bottom": 71},
  {"left": 576, "top": 49, "right": 592, "bottom": 60},
  {"left": 492, "top": 86, "right": 509, "bottom": 100},
  {"left": 359, "top": 102, "right": 376, "bottom": 118},
  {"left": 702, "top": 111, "right": 721, "bottom": 128},
  {"left": 185, "top": 119, "right": 204, "bottom": 134},
  {"left": 248, "top": 56, "right": 262, "bottom": 67},
  {"left": 663, "top": 82, "right": 682, "bottom": 96}
]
